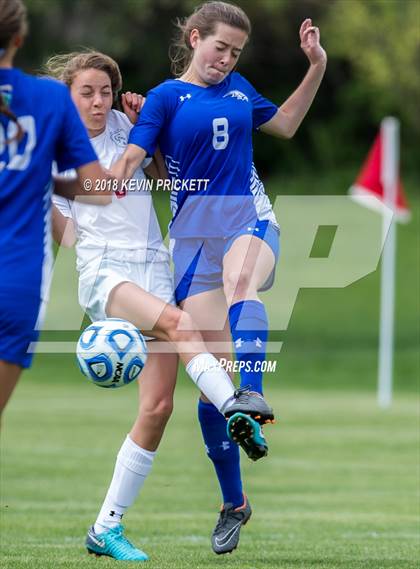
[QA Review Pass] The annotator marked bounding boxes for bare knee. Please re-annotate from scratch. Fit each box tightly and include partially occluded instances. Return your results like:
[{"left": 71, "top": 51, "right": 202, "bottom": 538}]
[
  {"left": 223, "top": 268, "right": 254, "bottom": 300},
  {"left": 140, "top": 396, "right": 174, "bottom": 428},
  {"left": 163, "top": 308, "right": 197, "bottom": 343}
]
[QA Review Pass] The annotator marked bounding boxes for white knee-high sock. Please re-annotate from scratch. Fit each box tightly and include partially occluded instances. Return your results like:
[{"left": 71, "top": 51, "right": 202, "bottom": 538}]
[
  {"left": 94, "top": 435, "right": 156, "bottom": 533},
  {"left": 186, "top": 353, "right": 235, "bottom": 412}
]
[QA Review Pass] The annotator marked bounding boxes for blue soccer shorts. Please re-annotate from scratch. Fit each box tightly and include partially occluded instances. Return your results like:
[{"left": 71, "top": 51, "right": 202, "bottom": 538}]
[
  {"left": 173, "top": 219, "right": 280, "bottom": 304},
  {"left": 0, "top": 290, "right": 42, "bottom": 368}
]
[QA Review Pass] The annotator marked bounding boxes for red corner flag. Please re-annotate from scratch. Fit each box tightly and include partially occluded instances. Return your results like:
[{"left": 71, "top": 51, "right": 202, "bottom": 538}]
[
  {"left": 349, "top": 131, "right": 410, "bottom": 222},
  {"left": 350, "top": 118, "right": 409, "bottom": 409}
]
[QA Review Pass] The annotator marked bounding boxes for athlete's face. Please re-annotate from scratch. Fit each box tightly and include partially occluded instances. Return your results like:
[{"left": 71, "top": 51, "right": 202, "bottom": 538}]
[
  {"left": 190, "top": 23, "right": 248, "bottom": 86},
  {"left": 70, "top": 69, "right": 113, "bottom": 137}
]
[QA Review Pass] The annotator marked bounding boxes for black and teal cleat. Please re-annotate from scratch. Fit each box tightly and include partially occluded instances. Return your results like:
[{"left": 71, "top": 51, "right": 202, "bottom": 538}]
[{"left": 226, "top": 412, "right": 268, "bottom": 461}]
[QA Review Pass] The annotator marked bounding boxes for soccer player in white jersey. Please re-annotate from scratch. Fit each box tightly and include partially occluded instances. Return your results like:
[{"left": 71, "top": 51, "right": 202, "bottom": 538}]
[
  {"left": 112, "top": 0, "right": 327, "bottom": 555},
  {"left": 48, "top": 50, "right": 273, "bottom": 561}
]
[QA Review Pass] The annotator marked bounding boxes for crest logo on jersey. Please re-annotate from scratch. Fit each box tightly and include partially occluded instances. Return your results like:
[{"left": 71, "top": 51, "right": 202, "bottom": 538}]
[
  {"left": 179, "top": 93, "right": 192, "bottom": 103},
  {"left": 223, "top": 90, "right": 249, "bottom": 102},
  {"left": 110, "top": 128, "right": 128, "bottom": 147}
]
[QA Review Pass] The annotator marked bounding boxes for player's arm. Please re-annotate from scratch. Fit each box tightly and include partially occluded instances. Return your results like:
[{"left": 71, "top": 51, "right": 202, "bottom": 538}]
[
  {"left": 260, "top": 19, "right": 327, "bottom": 139},
  {"left": 52, "top": 204, "right": 76, "bottom": 248},
  {"left": 111, "top": 144, "right": 147, "bottom": 181},
  {"left": 54, "top": 161, "right": 113, "bottom": 205},
  {"left": 113, "top": 89, "right": 165, "bottom": 180},
  {"left": 120, "top": 91, "right": 166, "bottom": 179}
]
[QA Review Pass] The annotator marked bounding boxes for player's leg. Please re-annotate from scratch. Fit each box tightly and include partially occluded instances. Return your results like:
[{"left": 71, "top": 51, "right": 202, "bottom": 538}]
[
  {"left": 170, "top": 237, "right": 273, "bottom": 462},
  {"left": 0, "top": 291, "right": 41, "bottom": 420},
  {"left": 106, "top": 281, "right": 269, "bottom": 427},
  {"left": 87, "top": 349, "right": 178, "bottom": 561},
  {"left": 0, "top": 361, "right": 22, "bottom": 419},
  {"left": 130, "top": 348, "right": 177, "bottom": 451},
  {"left": 172, "top": 235, "right": 274, "bottom": 424},
  {"left": 223, "top": 222, "right": 279, "bottom": 398},
  {"left": 181, "top": 289, "right": 252, "bottom": 554},
  {"left": 181, "top": 288, "right": 244, "bottom": 504}
]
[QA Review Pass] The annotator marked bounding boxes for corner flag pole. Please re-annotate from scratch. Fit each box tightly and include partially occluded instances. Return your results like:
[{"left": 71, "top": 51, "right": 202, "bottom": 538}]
[{"left": 377, "top": 117, "right": 399, "bottom": 408}]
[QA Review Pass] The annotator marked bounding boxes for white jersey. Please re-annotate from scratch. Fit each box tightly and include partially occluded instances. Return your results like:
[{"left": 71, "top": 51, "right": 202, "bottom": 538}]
[{"left": 53, "top": 109, "right": 168, "bottom": 269}]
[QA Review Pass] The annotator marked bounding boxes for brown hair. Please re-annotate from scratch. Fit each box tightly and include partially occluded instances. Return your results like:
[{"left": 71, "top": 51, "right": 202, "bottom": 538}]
[
  {"left": 0, "top": 0, "right": 27, "bottom": 143},
  {"left": 0, "top": 93, "right": 24, "bottom": 143},
  {"left": 169, "top": 1, "right": 251, "bottom": 77},
  {"left": 43, "top": 50, "right": 122, "bottom": 102},
  {"left": 0, "top": 0, "right": 27, "bottom": 51}
]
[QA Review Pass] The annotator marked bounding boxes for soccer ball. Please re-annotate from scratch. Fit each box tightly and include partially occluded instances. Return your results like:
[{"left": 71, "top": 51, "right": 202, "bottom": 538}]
[{"left": 76, "top": 318, "right": 147, "bottom": 388}]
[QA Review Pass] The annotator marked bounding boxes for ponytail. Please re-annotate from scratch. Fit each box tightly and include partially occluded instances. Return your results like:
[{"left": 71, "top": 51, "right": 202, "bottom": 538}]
[{"left": 0, "top": 92, "right": 24, "bottom": 144}]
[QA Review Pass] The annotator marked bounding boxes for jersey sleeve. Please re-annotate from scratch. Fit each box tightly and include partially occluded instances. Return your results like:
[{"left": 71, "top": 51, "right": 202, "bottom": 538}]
[
  {"left": 55, "top": 86, "right": 98, "bottom": 172},
  {"left": 52, "top": 194, "right": 73, "bottom": 219},
  {"left": 128, "top": 89, "right": 168, "bottom": 156},
  {"left": 239, "top": 75, "right": 278, "bottom": 130}
]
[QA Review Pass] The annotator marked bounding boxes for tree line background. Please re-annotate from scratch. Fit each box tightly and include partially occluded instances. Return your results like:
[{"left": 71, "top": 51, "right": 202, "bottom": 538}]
[{"left": 18, "top": 0, "right": 420, "bottom": 182}]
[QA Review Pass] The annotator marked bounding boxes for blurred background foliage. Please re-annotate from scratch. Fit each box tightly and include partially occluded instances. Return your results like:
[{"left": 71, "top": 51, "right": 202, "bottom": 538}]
[{"left": 18, "top": 0, "right": 420, "bottom": 181}]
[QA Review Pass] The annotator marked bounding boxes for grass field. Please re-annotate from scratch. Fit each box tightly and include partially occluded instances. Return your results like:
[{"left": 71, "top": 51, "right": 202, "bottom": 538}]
[
  {"left": 1, "top": 182, "right": 419, "bottom": 568},
  {"left": 1, "top": 382, "right": 419, "bottom": 569}
]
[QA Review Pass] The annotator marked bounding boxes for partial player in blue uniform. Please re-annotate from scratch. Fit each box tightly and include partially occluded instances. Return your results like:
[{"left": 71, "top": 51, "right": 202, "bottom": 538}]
[
  {"left": 113, "top": 0, "right": 327, "bottom": 554},
  {"left": 0, "top": 0, "right": 110, "bottom": 418}
]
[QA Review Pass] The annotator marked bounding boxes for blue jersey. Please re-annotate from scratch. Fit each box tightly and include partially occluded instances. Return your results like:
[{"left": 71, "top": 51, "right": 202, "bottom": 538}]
[
  {"left": 129, "top": 72, "right": 278, "bottom": 238},
  {"left": 0, "top": 68, "right": 97, "bottom": 298}
]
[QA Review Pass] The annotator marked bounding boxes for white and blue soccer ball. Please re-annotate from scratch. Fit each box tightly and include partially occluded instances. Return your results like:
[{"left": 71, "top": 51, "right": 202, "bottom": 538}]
[{"left": 76, "top": 318, "right": 147, "bottom": 388}]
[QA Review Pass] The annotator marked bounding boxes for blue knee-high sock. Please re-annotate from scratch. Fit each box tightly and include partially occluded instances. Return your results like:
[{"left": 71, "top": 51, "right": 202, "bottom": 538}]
[
  {"left": 198, "top": 399, "right": 243, "bottom": 508},
  {"left": 229, "top": 300, "right": 268, "bottom": 395}
]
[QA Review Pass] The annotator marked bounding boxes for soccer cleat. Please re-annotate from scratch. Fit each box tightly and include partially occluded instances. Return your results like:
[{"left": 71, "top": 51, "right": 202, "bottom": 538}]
[
  {"left": 223, "top": 386, "right": 275, "bottom": 424},
  {"left": 85, "top": 524, "right": 148, "bottom": 561},
  {"left": 211, "top": 495, "right": 252, "bottom": 555},
  {"left": 227, "top": 412, "right": 268, "bottom": 461}
]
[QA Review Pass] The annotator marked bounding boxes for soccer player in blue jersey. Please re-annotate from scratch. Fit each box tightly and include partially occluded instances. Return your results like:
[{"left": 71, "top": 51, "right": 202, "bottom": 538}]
[
  {"left": 0, "top": 0, "right": 112, "bottom": 418},
  {"left": 112, "top": 0, "right": 327, "bottom": 555}
]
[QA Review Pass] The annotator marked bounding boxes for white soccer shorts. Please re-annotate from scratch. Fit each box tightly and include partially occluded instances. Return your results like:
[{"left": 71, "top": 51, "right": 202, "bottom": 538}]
[{"left": 78, "top": 252, "right": 175, "bottom": 328}]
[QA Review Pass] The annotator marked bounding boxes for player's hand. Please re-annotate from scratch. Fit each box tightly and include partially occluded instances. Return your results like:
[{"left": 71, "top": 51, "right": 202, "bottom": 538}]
[
  {"left": 299, "top": 19, "right": 327, "bottom": 67},
  {"left": 121, "top": 92, "right": 145, "bottom": 125}
]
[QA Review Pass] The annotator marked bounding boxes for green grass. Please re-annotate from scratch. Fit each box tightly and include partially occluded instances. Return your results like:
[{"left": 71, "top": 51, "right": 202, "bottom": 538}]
[
  {"left": 1, "top": 381, "right": 419, "bottom": 569},
  {"left": 1, "top": 178, "right": 419, "bottom": 567}
]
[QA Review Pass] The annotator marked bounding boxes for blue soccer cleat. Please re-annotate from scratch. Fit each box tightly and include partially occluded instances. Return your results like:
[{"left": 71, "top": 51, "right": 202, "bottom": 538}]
[
  {"left": 85, "top": 524, "right": 148, "bottom": 561},
  {"left": 227, "top": 412, "right": 268, "bottom": 461}
]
